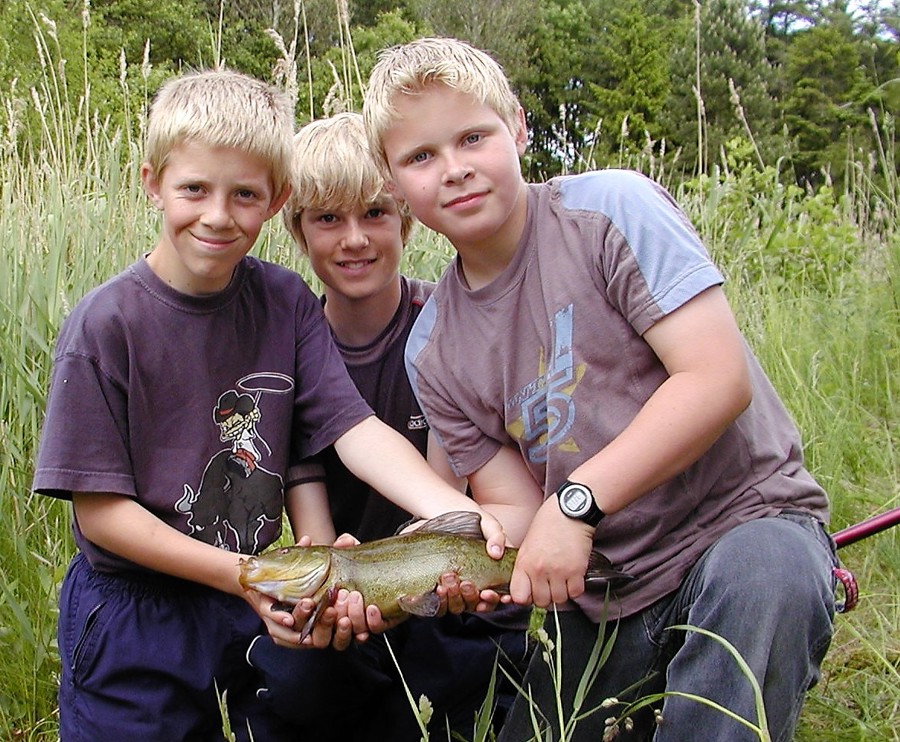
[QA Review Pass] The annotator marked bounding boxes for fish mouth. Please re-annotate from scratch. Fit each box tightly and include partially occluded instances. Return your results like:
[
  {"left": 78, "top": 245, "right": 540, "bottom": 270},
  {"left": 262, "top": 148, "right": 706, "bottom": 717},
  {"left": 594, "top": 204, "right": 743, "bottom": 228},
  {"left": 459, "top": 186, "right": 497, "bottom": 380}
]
[{"left": 238, "top": 553, "right": 332, "bottom": 605}]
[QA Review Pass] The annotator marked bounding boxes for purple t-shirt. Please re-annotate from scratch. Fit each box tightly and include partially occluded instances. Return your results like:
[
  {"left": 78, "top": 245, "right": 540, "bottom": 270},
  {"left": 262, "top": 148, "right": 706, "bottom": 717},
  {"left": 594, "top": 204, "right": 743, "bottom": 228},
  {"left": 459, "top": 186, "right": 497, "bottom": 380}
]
[
  {"left": 33, "top": 256, "right": 373, "bottom": 571},
  {"left": 406, "top": 170, "right": 829, "bottom": 619},
  {"left": 323, "top": 276, "right": 434, "bottom": 541}
]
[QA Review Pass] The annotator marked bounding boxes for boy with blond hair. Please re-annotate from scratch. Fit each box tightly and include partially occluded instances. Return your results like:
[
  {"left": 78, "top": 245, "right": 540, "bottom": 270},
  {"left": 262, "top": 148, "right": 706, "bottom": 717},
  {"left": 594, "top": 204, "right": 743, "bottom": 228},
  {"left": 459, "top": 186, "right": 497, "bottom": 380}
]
[
  {"left": 363, "top": 38, "right": 838, "bottom": 741},
  {"left": 32, "top": 69, "right": 505, "bottom": 741},
  {"left": 246, "top": 111, "right": 534, "bottom": 741}
]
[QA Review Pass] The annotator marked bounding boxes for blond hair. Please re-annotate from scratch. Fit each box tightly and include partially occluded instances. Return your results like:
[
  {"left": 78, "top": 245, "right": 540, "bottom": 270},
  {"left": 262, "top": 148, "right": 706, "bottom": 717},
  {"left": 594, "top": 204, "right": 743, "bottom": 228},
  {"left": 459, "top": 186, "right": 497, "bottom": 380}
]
[
  {"left": 145, "top": 68, "right": 294, "bottom": 192},
  {"left": 362, "top": 37, "right": 522, "bottom": 174},
  {"left": 282, "top": 112, "right": 414, "bottom": 251}
]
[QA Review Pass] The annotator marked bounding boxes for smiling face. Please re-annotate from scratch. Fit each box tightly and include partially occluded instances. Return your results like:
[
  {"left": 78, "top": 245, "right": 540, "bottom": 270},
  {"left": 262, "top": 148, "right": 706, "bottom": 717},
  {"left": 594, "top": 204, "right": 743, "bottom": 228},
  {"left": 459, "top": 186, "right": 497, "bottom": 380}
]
[
  {"left": 381, "top": 84, "right": 529, "bottom": 262},
  {"left": 142, "top": 141, "right": 288, "bottom": 296},
  {"left": 298, "top": 195, "right": 405, "bottom": 305}
]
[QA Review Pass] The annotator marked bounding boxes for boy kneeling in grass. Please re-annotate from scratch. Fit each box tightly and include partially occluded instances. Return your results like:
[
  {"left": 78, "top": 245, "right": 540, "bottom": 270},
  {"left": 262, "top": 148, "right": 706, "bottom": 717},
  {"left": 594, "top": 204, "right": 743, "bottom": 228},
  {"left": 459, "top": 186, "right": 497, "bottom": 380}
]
[
  {"left": 361, "top": 37, "right": 838, "bottom": 741},
  {"left": 32, "top": 68, "right": 506, "bottom": 741}
]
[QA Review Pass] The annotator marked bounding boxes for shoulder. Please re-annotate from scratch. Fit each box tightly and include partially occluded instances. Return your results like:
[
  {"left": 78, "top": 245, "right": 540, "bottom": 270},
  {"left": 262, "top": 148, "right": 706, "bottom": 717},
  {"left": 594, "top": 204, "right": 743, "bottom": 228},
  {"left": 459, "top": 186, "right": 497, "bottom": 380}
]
[
  {"left": 547, "top": 169, "right": 677, "bottom": 216},
  {"left": 403, "top": 275, "right": 437, "bottom": 307},
  {"left": 240, "top": 256, "right": 320, "bottom": 311},
  {"left": 54, "top": 264, "right": 144, "bottom": 353}
]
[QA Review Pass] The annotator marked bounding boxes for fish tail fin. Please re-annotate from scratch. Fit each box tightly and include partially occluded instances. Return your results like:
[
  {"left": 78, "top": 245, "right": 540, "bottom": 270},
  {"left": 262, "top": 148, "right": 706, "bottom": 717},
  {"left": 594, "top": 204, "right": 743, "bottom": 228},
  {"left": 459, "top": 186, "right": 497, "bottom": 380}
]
[{"left": 584, "top": 549, "right": 635, "bottom": 587}]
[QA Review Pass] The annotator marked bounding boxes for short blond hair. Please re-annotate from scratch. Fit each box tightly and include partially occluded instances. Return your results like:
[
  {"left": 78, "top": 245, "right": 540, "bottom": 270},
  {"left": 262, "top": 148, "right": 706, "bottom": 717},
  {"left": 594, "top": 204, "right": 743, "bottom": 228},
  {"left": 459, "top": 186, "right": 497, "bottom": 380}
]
[
  {"left": 363, "top": 37, "right": 522, "bottom": 174},
  {"left": 282, "top": 112, "right": 414, "bottom": 251},
  {"left": 145, "top": 68, "right": 294, "bottom": 192}
]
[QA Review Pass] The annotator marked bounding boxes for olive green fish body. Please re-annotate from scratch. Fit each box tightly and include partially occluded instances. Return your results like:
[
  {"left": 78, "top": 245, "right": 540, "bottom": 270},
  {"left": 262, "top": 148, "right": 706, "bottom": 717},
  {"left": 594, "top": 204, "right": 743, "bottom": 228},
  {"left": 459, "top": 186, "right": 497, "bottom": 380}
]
[
  {"left": 239, "top": 515, "right": 517, "bottom": 622},
  {"left": 239, "top": 511, "right": 633, "bottom": 639},
  {"left": 323, "top": 531, "right": 518, "bottom": 619}
]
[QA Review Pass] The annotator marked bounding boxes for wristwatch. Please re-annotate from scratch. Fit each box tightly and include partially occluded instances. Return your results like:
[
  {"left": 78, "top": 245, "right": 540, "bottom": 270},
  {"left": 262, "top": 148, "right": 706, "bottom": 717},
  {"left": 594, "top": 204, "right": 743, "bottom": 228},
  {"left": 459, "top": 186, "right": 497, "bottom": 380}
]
[{"left": 555, "top": 480, "right": 605, "bottom": 527}]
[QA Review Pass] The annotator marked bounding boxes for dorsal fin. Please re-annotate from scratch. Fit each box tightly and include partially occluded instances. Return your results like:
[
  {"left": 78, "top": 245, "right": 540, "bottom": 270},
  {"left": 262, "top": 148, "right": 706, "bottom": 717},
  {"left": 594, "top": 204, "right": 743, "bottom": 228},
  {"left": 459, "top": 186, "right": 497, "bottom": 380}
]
[{"left": 414, "top": 511, "right": 484, "bottom": 539}]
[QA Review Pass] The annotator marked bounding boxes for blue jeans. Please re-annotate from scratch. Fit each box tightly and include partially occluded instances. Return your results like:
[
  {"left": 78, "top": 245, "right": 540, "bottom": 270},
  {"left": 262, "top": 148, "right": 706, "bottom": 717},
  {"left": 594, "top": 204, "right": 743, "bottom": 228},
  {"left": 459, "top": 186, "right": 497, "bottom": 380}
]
[{"left": 497, "top": 514, "right": 838, "bottom": 742}]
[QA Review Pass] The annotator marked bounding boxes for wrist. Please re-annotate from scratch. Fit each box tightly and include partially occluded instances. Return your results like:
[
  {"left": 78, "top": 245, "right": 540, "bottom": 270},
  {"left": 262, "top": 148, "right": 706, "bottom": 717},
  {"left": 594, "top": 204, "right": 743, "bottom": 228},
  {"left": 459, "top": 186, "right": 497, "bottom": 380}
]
[{"left": 555, "top": 480, "right": 605, "bottom": 528}]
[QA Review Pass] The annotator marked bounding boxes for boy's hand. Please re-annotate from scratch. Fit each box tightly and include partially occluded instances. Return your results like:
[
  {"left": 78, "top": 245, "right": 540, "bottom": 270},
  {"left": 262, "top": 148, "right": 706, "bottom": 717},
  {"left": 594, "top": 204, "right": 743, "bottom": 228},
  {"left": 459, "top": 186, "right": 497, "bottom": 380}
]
[
  {"left": 509, "top": 496, "right": 594, "bottom": 607},
  {"left": 436, "top": 572, "right": 507, "bottom": 614}
]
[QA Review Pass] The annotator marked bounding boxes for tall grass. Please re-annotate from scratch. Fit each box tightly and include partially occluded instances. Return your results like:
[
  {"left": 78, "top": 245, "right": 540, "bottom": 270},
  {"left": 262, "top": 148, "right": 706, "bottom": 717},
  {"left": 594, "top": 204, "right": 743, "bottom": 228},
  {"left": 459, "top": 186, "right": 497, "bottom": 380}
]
[{"left": 1, "top": 16, "right": 898, "bottom": 742}]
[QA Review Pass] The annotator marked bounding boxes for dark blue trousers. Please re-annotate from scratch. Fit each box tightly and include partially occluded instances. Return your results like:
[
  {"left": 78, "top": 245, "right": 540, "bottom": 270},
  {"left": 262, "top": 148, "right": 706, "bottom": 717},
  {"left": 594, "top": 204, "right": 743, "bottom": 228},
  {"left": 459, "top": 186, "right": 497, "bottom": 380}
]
[
  {"left": 248, "top": 609, "right": 531, "bottom": 741},
  {"left": 57, "top": 553, "right": 295, "bottom": 742}
]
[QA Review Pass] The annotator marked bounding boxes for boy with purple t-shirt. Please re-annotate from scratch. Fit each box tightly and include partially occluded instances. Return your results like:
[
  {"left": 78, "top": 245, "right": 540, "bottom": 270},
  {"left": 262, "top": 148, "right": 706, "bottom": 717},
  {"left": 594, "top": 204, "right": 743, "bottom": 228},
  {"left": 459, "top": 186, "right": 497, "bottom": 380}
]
[
  {"left": 246, "top": 112, "right": 532, "bottom": 741},
  {"left": 363, "top": 37, "right": 838, "bottom": 741},
  {"left": 32, "top": 69, "right": 505, "bottom": 741}
]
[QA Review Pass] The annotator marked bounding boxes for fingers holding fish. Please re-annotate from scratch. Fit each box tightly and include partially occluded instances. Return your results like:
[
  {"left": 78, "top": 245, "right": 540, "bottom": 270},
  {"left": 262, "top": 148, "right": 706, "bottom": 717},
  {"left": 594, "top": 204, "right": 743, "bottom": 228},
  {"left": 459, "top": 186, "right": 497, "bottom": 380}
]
[
  {"left": 365, "top": 603, "right": 408, "bottom": 633},
  {"left": 332, "top": 532, "right": 360, "bottom": 548},
  {"left": 478, "top": 510, "right": 508, "bottom": 559},
  {"left": 509, "top": 497, "right": 595, "bottom": 608}
]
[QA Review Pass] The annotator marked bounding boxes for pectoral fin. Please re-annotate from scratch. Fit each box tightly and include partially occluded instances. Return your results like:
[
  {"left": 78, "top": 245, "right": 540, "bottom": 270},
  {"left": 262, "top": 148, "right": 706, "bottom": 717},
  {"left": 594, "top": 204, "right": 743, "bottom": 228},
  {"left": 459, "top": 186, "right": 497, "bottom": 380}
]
[
  {"left": 298, "top": 587, "right": 337, "bottom": 642},
  {"left": 397, "top": 592, "right": 442, "bottom": 617}
]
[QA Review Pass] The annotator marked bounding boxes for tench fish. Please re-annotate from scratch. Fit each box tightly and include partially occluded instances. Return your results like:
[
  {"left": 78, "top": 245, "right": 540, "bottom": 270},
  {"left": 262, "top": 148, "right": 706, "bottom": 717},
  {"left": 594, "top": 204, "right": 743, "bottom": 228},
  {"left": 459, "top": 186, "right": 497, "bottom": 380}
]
[{"left": 239, "top": 511, "right": 632, "bottom": 639}]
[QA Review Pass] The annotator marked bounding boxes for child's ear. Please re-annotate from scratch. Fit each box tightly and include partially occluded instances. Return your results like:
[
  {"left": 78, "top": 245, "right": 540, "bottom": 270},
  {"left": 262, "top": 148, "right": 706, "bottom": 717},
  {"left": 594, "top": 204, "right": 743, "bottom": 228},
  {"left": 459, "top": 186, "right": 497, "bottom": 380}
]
[
  {"left": 268, "top": 183, "right": 292, "bottom": 217},
  {"left": 384, "top": 178, "right": 405, "bottom": 203},
  {"left": 513, "top": 106, "right": 528, "bottom": 156},
  {"left": 140, "top": 162, "right": 164, "bottom": 209}
]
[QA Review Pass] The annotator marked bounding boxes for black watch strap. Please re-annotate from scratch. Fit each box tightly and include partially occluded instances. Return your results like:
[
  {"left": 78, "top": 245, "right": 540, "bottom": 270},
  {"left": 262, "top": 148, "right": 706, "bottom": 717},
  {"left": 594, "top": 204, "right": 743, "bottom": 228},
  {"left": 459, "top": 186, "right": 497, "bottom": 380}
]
[{"left": 556, "top": 480, "right": 605, "bottom": 527}]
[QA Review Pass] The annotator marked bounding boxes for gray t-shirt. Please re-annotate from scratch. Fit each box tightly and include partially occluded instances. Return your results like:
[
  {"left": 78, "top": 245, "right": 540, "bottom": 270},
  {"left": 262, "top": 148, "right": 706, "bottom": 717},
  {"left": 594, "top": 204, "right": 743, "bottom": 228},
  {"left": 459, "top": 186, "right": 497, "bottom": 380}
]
[
  {"left": 406, "top": 169, "right": 828, "bottom": 619},
  {"left": 33, "top": 256, "right": 373, "bottom": 572}
]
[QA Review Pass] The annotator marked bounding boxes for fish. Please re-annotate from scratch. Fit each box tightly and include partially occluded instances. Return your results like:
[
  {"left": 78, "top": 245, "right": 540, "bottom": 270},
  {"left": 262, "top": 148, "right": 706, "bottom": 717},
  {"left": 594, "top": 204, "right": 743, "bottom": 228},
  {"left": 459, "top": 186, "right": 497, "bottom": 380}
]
[{"left": 239, "top": 510, "right": 633, "bottom": 639}]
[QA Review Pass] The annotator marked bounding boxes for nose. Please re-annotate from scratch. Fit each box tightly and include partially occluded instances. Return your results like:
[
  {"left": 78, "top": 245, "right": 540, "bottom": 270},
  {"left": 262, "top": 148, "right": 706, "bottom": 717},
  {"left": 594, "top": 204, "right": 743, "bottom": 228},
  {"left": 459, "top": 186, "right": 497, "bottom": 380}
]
[
  {"left": 442, "top": 154, "right": 474, "bottom": 186},
  {"left": 201, "top": 195, "right": 235, "bottom": 230},
  {"left": 341, "top": 219, "right": 369, "bottom": 251}
]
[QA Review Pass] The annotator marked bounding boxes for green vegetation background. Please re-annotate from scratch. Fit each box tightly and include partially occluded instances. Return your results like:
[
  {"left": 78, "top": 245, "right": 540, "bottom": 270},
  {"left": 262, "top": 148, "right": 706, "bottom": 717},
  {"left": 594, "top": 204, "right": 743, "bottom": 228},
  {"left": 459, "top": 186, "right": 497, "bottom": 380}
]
[{"left": 0, "top": 0, "right": 898, "bottom": 738}]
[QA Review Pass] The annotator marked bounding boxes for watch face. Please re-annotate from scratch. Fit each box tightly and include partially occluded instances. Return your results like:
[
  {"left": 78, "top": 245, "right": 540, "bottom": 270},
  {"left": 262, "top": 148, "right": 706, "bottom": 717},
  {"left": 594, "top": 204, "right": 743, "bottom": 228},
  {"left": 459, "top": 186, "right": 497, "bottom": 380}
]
[{"left": 561, "top": 485, "right": 592, "bottom": 517}]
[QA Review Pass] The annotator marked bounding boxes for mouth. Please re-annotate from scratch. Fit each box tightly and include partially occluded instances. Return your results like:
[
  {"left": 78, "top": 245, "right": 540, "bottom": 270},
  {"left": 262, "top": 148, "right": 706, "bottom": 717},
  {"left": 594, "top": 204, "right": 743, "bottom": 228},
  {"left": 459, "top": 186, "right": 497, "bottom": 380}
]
[
  {"left": 337, "top": 258, "right": 376, "bottom": 271},
  {"left": 443, "top": 191, "right": 486, "bottom": 209},
  {"left": 192, "top": 233, "right": 238, "bottom": 250}
]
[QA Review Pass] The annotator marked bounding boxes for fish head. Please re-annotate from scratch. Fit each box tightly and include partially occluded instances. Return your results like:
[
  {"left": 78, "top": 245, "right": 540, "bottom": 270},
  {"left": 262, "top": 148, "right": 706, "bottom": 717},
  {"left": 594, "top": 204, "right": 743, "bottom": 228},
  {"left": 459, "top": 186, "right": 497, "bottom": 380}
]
[{"left": 239, "top": 545, "right": 332, "bottom": 606}]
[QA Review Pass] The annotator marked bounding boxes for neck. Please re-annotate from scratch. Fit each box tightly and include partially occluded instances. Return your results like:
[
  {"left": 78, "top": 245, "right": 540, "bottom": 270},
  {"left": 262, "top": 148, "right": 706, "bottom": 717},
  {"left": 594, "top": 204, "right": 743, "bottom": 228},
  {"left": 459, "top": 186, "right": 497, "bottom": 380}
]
[
  {"left": 455, "top": 181, "right": 528, "bottom": 291},
  {"left": 323, "top": 279, "right": 404, "bottom": 346}
]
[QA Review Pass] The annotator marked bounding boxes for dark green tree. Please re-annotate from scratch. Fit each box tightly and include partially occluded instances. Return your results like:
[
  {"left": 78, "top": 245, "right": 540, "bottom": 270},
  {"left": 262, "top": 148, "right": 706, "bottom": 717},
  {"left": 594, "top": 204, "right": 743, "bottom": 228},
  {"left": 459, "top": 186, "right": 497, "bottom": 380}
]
[
  {"left": 667, "top": 0, "right": 776, "bottom": 173},
  {"left": 584, "top": 0, "right": 670, "bottom": 165},
  {"left": 781, "top": 21, "right": 872, "bottom": 184}
]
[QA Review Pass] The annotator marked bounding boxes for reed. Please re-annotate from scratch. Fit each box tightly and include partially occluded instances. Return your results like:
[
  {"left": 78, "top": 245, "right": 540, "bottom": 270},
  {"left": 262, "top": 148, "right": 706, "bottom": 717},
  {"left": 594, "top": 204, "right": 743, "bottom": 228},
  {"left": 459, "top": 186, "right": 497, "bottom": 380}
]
[{"left": 0, "top": 10, "right": 897, "bottom": 742}]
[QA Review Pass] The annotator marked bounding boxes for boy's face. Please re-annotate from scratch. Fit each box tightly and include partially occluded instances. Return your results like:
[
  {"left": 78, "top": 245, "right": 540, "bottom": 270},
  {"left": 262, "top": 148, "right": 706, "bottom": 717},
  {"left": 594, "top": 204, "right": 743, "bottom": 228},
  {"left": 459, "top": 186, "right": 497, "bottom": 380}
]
[
  {"left": 141, "top": 141, "right": 289, "bottom": 296},
  {"left": 381, "top": 85, "right": 528, "bottom": 257},
  {"left": 299, "top": 197, "right": 404, "bottom": 304}
]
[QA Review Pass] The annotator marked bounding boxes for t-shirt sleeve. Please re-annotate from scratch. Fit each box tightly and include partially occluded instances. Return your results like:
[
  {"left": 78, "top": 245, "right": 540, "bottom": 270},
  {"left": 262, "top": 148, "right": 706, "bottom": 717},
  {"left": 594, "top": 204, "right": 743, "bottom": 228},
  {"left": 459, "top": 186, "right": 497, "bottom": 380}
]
[
  {"left": 33, "top": 350, "right": 136, "bottom": 501},
  {"left": 290, "top": 298, "right": 374, "bottom": 461},
  {"left": 559, "top": 170, "right": 724, "bottom": 336},
  {"left": 405, "top": 298, "right": 501, "bottom": 479}
]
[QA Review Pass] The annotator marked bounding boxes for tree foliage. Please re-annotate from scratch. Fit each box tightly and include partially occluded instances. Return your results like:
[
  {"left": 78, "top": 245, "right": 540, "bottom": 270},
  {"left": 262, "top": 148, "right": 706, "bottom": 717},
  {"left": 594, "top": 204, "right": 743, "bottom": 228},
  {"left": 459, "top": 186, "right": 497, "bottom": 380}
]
[{"left": 0, "top": 0, "right": 895, "bottom": 186}]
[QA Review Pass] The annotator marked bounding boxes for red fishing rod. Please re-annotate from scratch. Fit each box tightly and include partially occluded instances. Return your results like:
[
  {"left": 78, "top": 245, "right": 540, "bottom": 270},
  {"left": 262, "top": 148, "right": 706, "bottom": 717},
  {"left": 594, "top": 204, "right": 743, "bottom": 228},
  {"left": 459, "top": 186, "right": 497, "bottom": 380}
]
[
  {"left": 832, "top": 505, "right": 900, "bottom": 549},
  {"left": 829, "top": 505, "right": 900, "bottom": 613}
]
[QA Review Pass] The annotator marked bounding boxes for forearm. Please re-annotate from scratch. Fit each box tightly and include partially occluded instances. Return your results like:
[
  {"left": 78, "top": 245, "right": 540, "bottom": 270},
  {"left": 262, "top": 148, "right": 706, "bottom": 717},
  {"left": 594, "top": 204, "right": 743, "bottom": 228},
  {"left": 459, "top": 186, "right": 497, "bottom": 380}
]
[
  {"left": 73, "top": 492, "right": 245, "bottom": 596},
  {"left": 285, "top": 482, "right": 337, "bottom": 544},
  {"left": 468, "top": 445, "right": 544, "bottom": 546},
  {"left": 569, "top": 367, "right": 750, "bottom": 514},
  {"left": 570, "top": 287, "right": 752, "bottom": 514}
]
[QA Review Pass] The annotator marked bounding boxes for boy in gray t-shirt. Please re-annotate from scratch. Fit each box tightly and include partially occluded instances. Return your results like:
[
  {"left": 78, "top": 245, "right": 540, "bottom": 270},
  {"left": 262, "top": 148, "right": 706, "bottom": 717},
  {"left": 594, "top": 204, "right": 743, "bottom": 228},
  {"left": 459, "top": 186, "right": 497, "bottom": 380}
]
[{"left": 362, "top": 37, "right": 838, "bottom": 741}]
